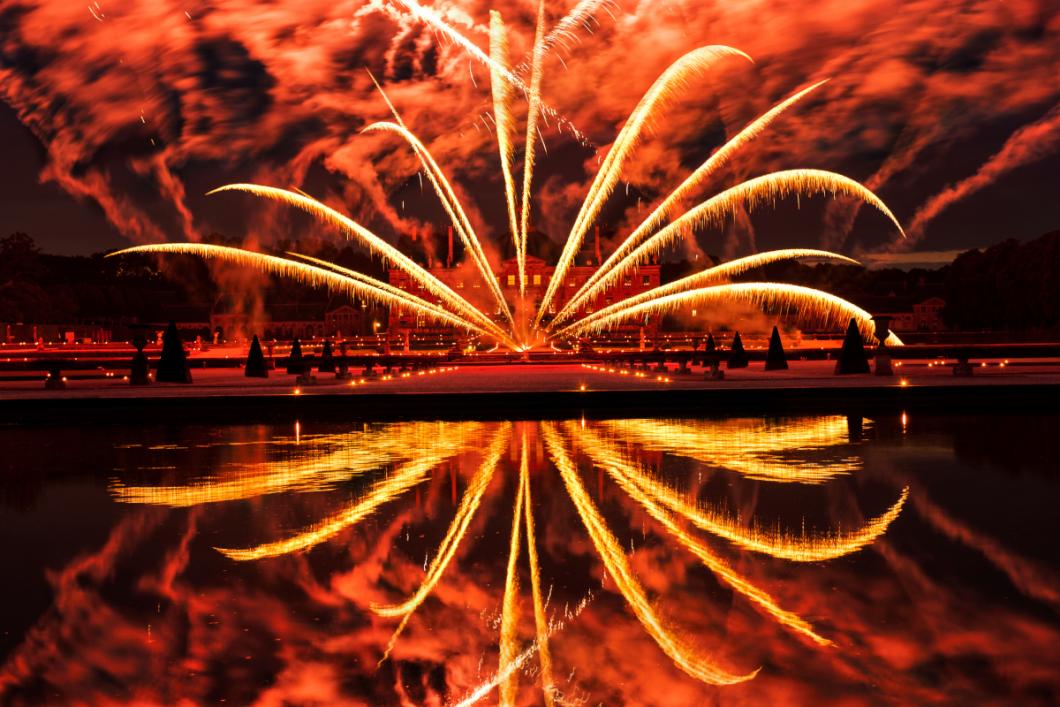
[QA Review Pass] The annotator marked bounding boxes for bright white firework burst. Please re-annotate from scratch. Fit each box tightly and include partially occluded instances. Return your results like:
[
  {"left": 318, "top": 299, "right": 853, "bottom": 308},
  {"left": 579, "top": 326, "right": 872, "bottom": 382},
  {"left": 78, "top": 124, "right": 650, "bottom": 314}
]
[{"left": 113, "top": 0, "right": 905, "bottom": 351}]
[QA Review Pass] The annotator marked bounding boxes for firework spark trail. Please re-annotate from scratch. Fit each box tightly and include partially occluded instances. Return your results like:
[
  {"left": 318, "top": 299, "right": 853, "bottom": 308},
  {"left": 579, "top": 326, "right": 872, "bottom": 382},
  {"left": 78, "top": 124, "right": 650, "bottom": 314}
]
[
  {"left": 213, "top": 452, "right": 454, "bottom": 562},
  {"left": 452, "top": 593, "right": 594, "bottom": 707},
  {"left": 554, "top": 248, "right": 857, "bottom": 337},
  {"left": 110, "top": 422, "right": 479, "bottom": 507},
  {"left": 500, "top": 437, "right": 526, "bottom": 706},
  {"left": 109, "top": 243, "right": 489, "bottom": 335},
  {"left": 284, "top": 250, "right": 448, "bottom": 310},
  {"left": 363, "top": 70, "right": 513, "bottom": 325},
  {"left": 588, "top": 430, "right": 909, "bottom": 562},
  {"left": 572, "top": 424, "right": 834, "bottom": 647},
  {"left": 552, "top": 80, "right": 829, "bottom": 326},
  {"left": 536, "top": 45, "right": 753, "bottom": 326},
  {"left": 556, "top": 169, "right": 905, "bottom": 320},
  {"left": 206, "top": 184, "right": 517, "bottom": 347},
  {"left": 373, "top": 426, "right": 510, "bottom": 661},
  {"left": 520, "top": 436, "right": 556, "bottom": 707},
  {"left": 542, "top": 423, "right": 758, "bottom": 686},
  {"left": 489, "top": 11, "right": 524, "bottom": 296},
  {"left": 518, "top": 0, "right": 548, "bottom": 288},
  {"left": 566, "top": 281, "right": 903, "bottom": 347},
  {"left": 361, "top": 121, "right": 513, "bottom": 325},
  {"left": 598, "top": 417, "right": 863, "bottom": 485},
  {"left": 392, "top": 0, "right": 587, "bottom": 145},
  {"left": 512, "top": 0, "right": 616, "bottom": 75}
]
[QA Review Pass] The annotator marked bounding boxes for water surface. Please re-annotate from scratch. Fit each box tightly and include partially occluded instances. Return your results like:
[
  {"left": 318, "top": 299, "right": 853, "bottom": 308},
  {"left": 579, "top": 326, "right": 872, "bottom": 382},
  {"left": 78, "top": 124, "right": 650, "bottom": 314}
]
[{"left": 1, "top": 413, "right": 1058, "bottom": 704}]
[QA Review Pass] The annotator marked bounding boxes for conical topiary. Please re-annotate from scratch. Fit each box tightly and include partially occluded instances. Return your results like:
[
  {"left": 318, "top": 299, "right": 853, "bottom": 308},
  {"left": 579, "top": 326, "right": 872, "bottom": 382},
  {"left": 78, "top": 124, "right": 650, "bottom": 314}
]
[
  {"left": 764, "top": 325, "right": 789, "bottom": 371},
  {"left": 704, "top": 333, "right": 716, "bottom": 353},
  {"left": 727, "top": 331, "right": 748, "bottom": 369},
  {"left": 835, "top": 318, "right": 871, "bottom": 374},
  {"left": 286, "top": 338, "right": 305, "bottom": 374},
  {"left": 156, "top": 321, "right": 193, "bottom": 383},
  {"left": 318, "top": 339, "right": 336, "bottom": 373},
  {"left": 244, "top": 335, "right": 269, "bottom": 378}
]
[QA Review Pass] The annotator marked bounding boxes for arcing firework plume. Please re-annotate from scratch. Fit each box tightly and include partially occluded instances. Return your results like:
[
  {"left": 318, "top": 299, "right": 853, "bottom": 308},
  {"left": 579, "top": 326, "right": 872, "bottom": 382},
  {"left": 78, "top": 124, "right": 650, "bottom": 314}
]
[
  {"left": 557, "top": 249, "right": 858, "bottom": 336},
  {"left": 535, "top": 45, "right": 754, "bottom": 326},
  {"left": 114, "top": 5, "right": 904, "bottom": 351},
  {"left": 550, "top": 79, "right": 830, "bottom": 326},
  {"left": 108, "top": 243, "right": 493, "bottom": 337}
]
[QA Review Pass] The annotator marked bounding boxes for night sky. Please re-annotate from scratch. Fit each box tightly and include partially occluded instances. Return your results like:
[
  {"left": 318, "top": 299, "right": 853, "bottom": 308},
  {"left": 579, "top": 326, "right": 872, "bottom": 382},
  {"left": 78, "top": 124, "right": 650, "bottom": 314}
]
[{"left": 1, "top": 0, "right": 1058, "bottom": 264}]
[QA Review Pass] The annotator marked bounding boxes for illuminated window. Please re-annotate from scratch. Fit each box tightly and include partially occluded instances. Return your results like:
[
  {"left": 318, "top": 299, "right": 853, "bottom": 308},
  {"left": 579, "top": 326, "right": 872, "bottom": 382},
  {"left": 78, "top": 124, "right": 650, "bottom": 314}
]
[
  {"left": 623, "top": 277, "right": 632, "bottom": 287},
  {"left": 457, "top": 281, "right": 464, "bottom": 289},
  {"left": 533, "top": 274, "right": 542, "bottom": 286},
  {"left": 642, "top": 275, "right": 651, "bottom": 286},
  {"left": 507, "top": 274, "right": 516, "bottom": 286}
]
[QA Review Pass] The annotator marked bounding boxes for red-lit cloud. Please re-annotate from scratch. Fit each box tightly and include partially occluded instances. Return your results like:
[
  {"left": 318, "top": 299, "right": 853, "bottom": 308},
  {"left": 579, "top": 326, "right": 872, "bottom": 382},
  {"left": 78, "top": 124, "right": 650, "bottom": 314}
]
[{"left": 1, "top": 0, "right": 1058, "bottom": 260}]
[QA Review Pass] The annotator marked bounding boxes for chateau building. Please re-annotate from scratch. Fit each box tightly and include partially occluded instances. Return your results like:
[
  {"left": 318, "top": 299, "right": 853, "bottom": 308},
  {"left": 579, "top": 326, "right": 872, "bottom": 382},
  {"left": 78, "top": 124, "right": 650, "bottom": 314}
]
[{"left": 387, "top": 255, "right": 661, "bottom": 337}]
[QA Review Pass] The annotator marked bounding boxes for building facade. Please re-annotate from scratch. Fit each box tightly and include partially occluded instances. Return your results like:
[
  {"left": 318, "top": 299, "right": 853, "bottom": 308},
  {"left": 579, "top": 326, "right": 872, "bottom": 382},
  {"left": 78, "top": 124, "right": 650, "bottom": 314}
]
[{"left": 387, "top": 255, "right": 661, "bottom": 337}]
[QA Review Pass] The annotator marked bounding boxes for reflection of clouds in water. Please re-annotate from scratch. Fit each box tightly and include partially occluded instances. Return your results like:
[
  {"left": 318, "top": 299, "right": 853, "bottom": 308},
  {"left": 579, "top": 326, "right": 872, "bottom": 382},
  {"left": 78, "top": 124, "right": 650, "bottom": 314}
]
[{"left": 2, "top": 417, "right": 1058, "bottom": 703}]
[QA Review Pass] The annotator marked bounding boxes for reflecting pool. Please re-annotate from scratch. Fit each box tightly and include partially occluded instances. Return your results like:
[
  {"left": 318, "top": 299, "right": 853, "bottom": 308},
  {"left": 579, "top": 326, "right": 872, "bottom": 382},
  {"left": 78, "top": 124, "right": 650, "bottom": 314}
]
[{"left": 1, "top": 414, "right": 1058, "bottom": 704}]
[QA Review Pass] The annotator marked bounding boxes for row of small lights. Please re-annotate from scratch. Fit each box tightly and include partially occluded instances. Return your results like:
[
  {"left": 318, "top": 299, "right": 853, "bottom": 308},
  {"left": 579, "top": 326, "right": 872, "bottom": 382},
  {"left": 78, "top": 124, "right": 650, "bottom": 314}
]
[
  {"left": 580, "top": 363, "right": 672, "bottom": 384},
  {"left": 293, "top": 366, "right": 460, "bottom": 395}
]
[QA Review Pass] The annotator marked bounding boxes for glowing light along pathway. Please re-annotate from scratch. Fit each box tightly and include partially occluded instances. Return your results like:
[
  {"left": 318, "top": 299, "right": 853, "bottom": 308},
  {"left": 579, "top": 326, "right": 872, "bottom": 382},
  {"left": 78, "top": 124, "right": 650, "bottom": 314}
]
[
  {"left": 554, "top": 169, "right": 905, "bottom": 328},
  {"left": 109, "top": 243, "right": 491, "bottom": 336},
  {"left": 567, "top": 282, "right": 902, "bottom": 347},
  {"left": 556, "top": 249, "right": 859, "bottom": 336},
  {"left": 542, "top": 423, "right": 758, "bottom": 686},
  {"left": 521, "top": 436, "right": 556, "bottom": 707},
  {"left": 360, "top": 117, "right": 512, "bottom": 326},
  {"left": 214, "top": 451, "right": 454, "bottom": 561},
  {"left": 372, "top": 426, "right": 510, "bottom": 660},
  {"left": 205, "top": 184, "right": 517, "bottom": 347},
  {"left": 573, "top": 425, "right": 833, "bottom": 647},
  {"left": 489, "top": 11, "right": 524, "bottom": 295},
  {"left": 536, "top": 45, "right": 753, "bottom": 326},
  {"left": 551, "top": 80, "right": 829, "bottom": 327},
  {"left": 499, "top": 438, "right": 526, "bottom": 706}
]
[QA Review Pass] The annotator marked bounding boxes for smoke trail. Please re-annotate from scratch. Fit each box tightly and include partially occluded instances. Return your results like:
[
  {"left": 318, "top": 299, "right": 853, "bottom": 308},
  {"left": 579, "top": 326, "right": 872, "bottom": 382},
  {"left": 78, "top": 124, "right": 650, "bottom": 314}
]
[{"left": 905, "top": 103, "right": 1060, "bottom": 242}]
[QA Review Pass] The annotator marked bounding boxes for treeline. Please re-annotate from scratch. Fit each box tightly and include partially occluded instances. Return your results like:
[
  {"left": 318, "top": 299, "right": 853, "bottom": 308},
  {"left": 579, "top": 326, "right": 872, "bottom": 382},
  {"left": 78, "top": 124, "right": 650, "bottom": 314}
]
[
  {"left": 4, "top": 229, "right": 1059, "bottom": 332},
  {"left": 0, "top": 233, "right": 373, "bottom": 325},
  {"left": 942, "top": 231, "right": 1060, "bottom": 331}
]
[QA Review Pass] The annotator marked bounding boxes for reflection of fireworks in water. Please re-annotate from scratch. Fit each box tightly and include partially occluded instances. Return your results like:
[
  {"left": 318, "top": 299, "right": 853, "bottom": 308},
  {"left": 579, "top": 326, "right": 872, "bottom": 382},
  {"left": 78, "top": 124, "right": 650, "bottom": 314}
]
[
  {"left": 113, "top": 418, "right": 907, "bottom": 699},
  {"left": 110, "top": 2, "right": 905, "bottom": 350}
]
